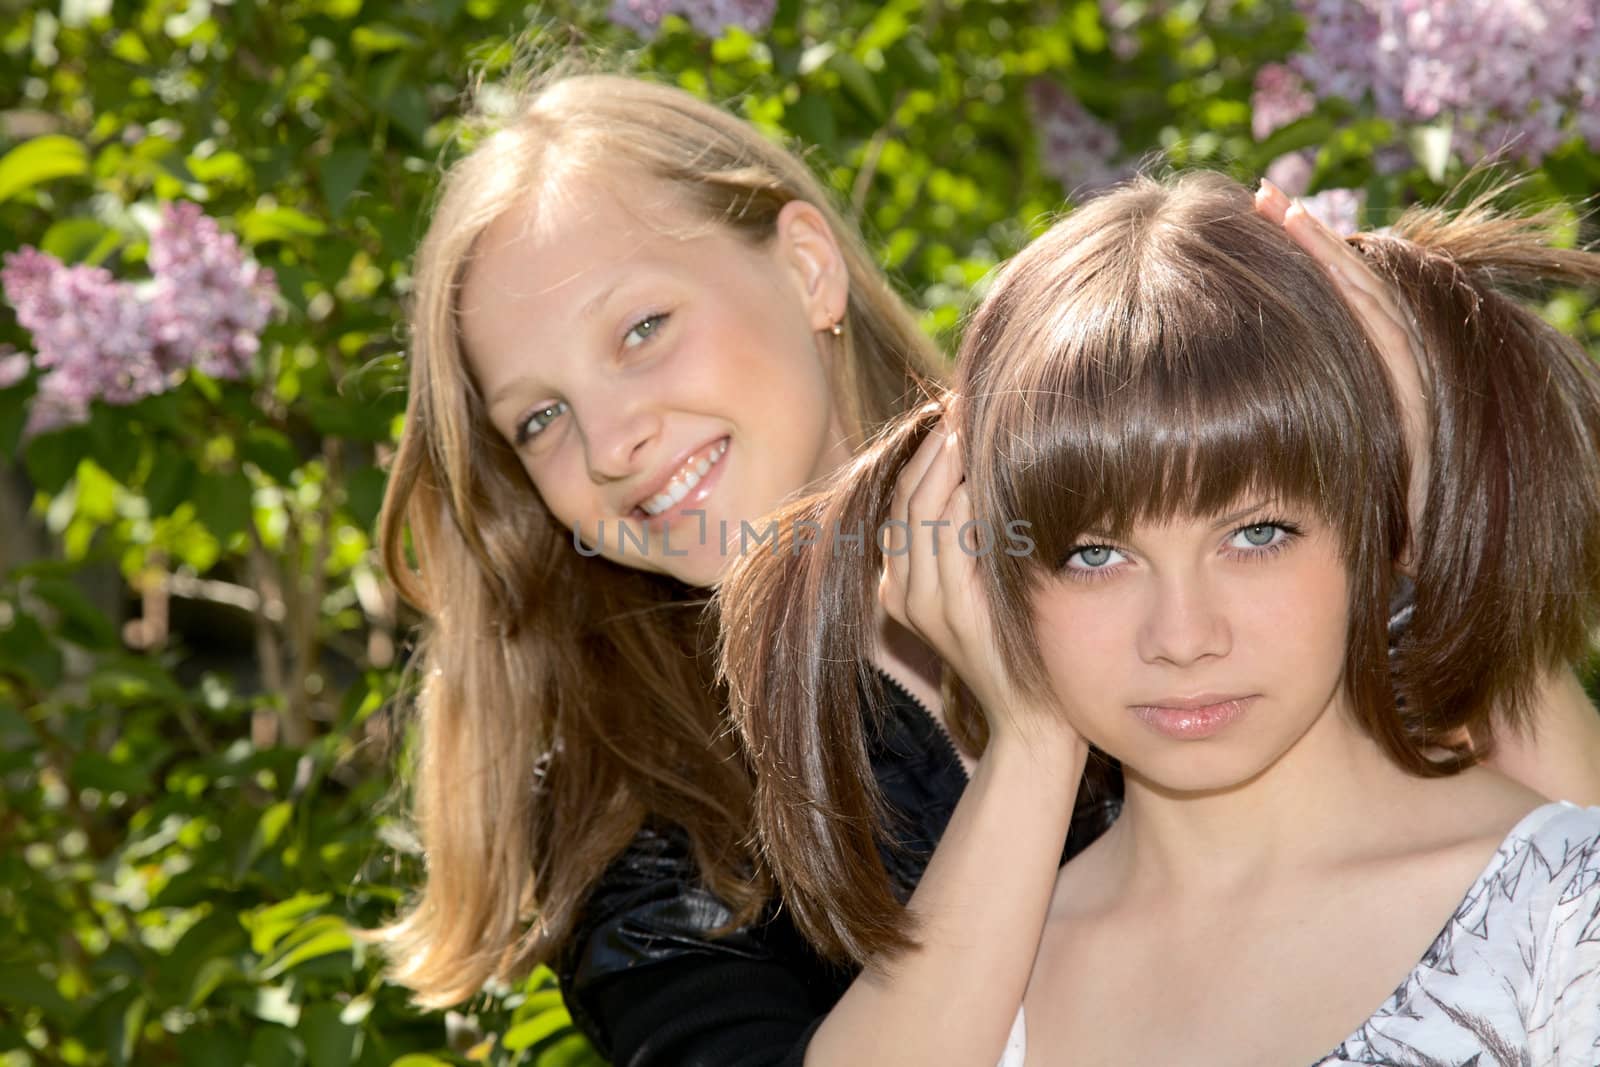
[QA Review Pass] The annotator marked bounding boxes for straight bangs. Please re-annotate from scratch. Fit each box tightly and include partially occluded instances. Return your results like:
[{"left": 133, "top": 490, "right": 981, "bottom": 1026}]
[{"left": 959, "top": 173, "right": 1408, "bottom": 708}]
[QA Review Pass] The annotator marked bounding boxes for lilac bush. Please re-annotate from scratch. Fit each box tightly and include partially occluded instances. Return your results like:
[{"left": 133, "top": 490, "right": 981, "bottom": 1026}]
[
  {"left": 608, "top": 0, "right": 775, "bottom": 38},
  {"left": 1028, "top": 79, "right": 1126, "bottom": 197},
  {"left": 0, "top": 202, "right": 276, "bottom": 435},
  {"left": 1293, "top": 0, "right": 1600, "bottom": 163}
]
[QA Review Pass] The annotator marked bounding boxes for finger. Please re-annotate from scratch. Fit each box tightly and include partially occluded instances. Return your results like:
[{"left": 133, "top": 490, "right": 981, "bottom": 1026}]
[
  {"left": 902, "top": 431, "right": 966, "bottom": 628},
  {"left": 1283, "top": 198, "right": 1363, "bottom": 272},
  {"left": 1254, "top": 178, "right": 1292, "bottom": 226},
  {"left": 937, "top": 483, "right": 988, "bottom": 632},
  {"left": 885, "top": 421, "right": 949, "bottom": 594}
]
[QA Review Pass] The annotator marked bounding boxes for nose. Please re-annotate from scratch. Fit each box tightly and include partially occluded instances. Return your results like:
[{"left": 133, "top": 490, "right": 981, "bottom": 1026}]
[
  {"left": 1136, "top": 569, "right": 1231, "bottom": 667},
  {"left": 581, "top": 394, "right": 662, "bottom": 483}
]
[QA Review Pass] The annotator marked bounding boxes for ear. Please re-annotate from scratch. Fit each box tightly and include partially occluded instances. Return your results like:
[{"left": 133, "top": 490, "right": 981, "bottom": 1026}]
[{"left": 773, "top": 200, "right": 849, "bottom": 332}]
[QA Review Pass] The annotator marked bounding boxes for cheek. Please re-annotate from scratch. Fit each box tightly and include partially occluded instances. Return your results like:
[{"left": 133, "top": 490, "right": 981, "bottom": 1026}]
[
  {"left": 523, "top": 451, "right": 593, "bottom": 528},
  {"left": 1033, "top": 592, "right": 1129, "bottom": 721}
]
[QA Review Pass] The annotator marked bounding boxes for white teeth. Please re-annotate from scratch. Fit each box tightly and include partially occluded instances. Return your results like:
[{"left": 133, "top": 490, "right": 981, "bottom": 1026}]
[{"left": 639, "top": 439, "right": 729, "bottom": 516}]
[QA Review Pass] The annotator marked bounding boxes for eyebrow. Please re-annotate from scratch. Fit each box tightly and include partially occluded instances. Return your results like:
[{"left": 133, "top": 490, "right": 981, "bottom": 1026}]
[
  {"left": 1077, "top": 500, "right": 1283, "bottom": 541},
  {"left": 1209, "top": 500, "right": 1280, "bottom": 529},
  {"left": 483, "top": 282, "right": 621, "bottom": 412}
]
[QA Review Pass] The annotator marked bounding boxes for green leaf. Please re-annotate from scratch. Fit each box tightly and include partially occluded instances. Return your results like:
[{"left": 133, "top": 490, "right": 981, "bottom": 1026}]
[
  {"left": 0, "top": 964, "right": 74, "bottom": 1023},
  {"left": 108, "top": 992, "right": 148, "bottom": 1067},
  {"left": 241, "top": 892, "right": 334, "bottom": 956},
  {"left": 192, "top": 469, "right": 254, "bottom": 543},
  {"left": 388, "top": 1057, "right": 452, "bottom": 1067},
  {"left": 41, "top": 218, "right": 120, "bottom": 264},
  {"left": 0, "top": 611, "right": 63, "bottom": 691},
  {"left": 786, "top": 93, "right": 837, "bottom": 152},
  {"left": 143, "top": 451, "right": 199, "bottom": 516},
  {"left": 71, "top": 750, "right": 154, "bottom": 796},
  {"left": 31, "top": 576, "right": 117, "bottom": 648},
  {"left": 258, "top": 915, "right": 354, "bottom": 980},
  {"left": 827, "top": 52, "right": 886, "bottom": 120},
  {"left": 235, "top": 799, "right": 295, "bottom": 880},
  {"left": 299, "top": 1002, "right": 359, "bottom": 1067},
  {"left": 24, "top": 423, "right": 92, "bottom": 494},
  {"left": 0, "top": 135, "right": 89, "bottom": 204},
  {"left": 351, "top": 23, "right": 418, "bottom": 55},
  {"left": 241, "top": 427, "right": 300, "bottom": 483},
  {"left": 501, "top": 1012, "right": 571, "bottom": 1053},
  {"left": 343, "top": 464, "right": 387, "bottom": 530},
  {"left": 88, "top": 656, "right": 187, "bottom": 705},
  {"left": 321, "top": 145, "right": 371, "bottom": 216},
  {"left": 1250, "top": 113, "right": 1335, "bottom": 170},
  {"left": 240, "top": 206, "right": 329, "bottom": 246},
  {"left": 535, "top": 1033, "right": 604, "bottom": 1067},
  {"left": 248, "top": 1022, "right": 305, "bottom": 1065}
]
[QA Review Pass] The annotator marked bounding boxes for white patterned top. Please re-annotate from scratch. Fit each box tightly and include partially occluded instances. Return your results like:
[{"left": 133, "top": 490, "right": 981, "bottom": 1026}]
[{"left": 999, "top": 802, "right": 1600, "bottom": 1066}]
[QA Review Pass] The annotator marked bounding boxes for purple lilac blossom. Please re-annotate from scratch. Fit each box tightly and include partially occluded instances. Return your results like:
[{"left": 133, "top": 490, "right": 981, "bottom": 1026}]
[
  {"left": 1294, "top": 0, "right": 1600, "bottom": 164},
  {"left": 0, "top": 203, "right": 277, "bottom": 435},
  {"left": 0, "top": 249, "right": 163, "bottom": 417},
  {"left": 1299, "top": 187, "right": 1365, "bottom": 235},
  {"left": 147, "top": 202, "right": 276, "bottom": 382},
  {"left": 1027, "top": 80, "right": 1127, "bottom": 196},
  {"left": 608, "top": 0, "right": 774, "bottom": 37},
  {"left": 1251, "top": 63, "right": 1316, "bottom": 141}
]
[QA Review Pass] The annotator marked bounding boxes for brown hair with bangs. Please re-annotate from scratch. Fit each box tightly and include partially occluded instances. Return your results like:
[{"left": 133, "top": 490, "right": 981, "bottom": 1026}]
[{"left": 717, "top": 171, "right": 1600, "bottom": 965}]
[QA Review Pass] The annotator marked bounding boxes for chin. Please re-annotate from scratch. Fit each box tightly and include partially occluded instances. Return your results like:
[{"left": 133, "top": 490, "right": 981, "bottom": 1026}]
[{"left": 1121, "top": 748, "right": 1282, "bottom": 798}]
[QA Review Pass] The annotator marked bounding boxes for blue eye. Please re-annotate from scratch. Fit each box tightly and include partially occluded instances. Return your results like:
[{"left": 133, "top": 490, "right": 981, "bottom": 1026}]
[
  {"left": 1065, "top": 544, "right": 1125, "bottom": 572},
  {"left": 623, "top": 313, "right": 669, "bottom": 348},
  {"left": 1230, "top": 523, "right": 1287, "bottom": 550},
  {"left": 515, "top": 400, "right": 568, "bottom": 446}
]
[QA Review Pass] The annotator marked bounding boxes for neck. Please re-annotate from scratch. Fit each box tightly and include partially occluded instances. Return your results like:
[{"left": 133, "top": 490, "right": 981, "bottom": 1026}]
[{"left": 1102, "top": 696, "right": 1421, "bottom": 895}]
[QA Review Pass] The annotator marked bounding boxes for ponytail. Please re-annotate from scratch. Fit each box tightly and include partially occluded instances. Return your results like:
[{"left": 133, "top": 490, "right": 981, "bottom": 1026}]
[
  {"left": 717, "top": 401, "right": 946, "bottom": 963},
  {"left": 1357, "top": 194, "right": 1600, "bottom": 742}
]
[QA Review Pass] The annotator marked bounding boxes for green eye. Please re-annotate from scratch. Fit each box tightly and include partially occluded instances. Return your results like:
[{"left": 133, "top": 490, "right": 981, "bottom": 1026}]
[
  {"left": 624, "top": 313, "right": 668, "bottom": 348},
  {"left": 516, "top": 400, "right": 568, "bottom": 445}
]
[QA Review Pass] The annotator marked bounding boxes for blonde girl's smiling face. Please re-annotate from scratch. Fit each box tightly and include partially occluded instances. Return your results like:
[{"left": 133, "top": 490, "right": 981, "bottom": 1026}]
[
  {"left": 458, "top": 171, "right": 854, "bottom": 587},
  {"left": 1030, "top": 501, "right": 1352, "bottom": 794}
]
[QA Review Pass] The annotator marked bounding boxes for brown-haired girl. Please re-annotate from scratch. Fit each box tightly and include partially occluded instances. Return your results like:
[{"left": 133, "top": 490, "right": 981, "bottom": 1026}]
[{"left": 719, "top": 172, "right": 1600, "bottom": 1063}]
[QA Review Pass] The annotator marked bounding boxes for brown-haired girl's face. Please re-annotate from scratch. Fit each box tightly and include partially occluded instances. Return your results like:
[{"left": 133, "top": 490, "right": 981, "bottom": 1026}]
[
  {"left": 459, "top": 170, "right": 854, "bottom": 587},
  {"left": 1030, "top": 497, "right": 1352, "bottom": 794}
]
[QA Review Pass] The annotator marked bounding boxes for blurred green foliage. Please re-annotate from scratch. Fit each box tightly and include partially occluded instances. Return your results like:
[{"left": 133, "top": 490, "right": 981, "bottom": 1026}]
[{"left": 1, "top": 1, "right": 1597, "bottom": 1064}]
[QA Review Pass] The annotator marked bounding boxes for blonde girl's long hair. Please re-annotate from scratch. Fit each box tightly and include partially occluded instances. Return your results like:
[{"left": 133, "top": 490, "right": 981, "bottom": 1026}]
[
  {"left": 372, "top": 70, "right": 943, "bottom": 1007},
  {"left": 718, "top": 172, "right": 1600, "bottom": 964}
]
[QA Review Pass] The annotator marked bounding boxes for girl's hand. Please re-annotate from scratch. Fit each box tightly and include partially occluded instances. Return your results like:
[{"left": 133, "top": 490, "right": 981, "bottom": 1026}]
[
  {"left": 1255, "top": 179, "right": 1432, "bottom": 539},
  {"left": 878, "top": 419, "right": 1075, "bottom": 748}
]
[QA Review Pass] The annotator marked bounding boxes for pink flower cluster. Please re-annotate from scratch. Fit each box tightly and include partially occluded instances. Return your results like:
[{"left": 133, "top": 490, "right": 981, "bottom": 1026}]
[
  {"left": 1027, "top": 80, "right": 1127, "bottom": 197},
  {"left": 0, "top": 203, "right": 276, "bottom": 436},
  {"left": 1293, "top": 0, "right": 1600, "bottom": 164},
  {"left": 1251, "top": 63, "right": 1316, "bottom": 142},
  {"left": 608, "top": 0, "right": 775, "bottom": 37}
]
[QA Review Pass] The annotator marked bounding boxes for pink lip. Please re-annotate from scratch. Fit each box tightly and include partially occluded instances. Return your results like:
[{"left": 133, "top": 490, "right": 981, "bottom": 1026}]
[
  {"left": 1130, "top": 695, "right": 1254, "bottom": 740},
  {"left": 629, "top": 436, "right": 731, "bottom": 531}
]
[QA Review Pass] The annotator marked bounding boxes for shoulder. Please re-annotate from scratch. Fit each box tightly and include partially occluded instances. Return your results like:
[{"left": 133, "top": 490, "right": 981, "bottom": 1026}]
[{"left": 556, "top": 822, "right": 846, "bottom": 1061}]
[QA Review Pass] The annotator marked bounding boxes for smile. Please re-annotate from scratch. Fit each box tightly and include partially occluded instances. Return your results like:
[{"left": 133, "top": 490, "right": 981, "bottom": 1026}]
[{"left": 639, "top": 437, "right": 729, "bottom": 517}]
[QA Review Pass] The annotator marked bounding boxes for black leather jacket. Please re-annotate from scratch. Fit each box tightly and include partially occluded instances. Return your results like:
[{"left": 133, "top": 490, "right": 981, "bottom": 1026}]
[{"left": 555, "top": 673, "right": 1118, "bottom": 1066}]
